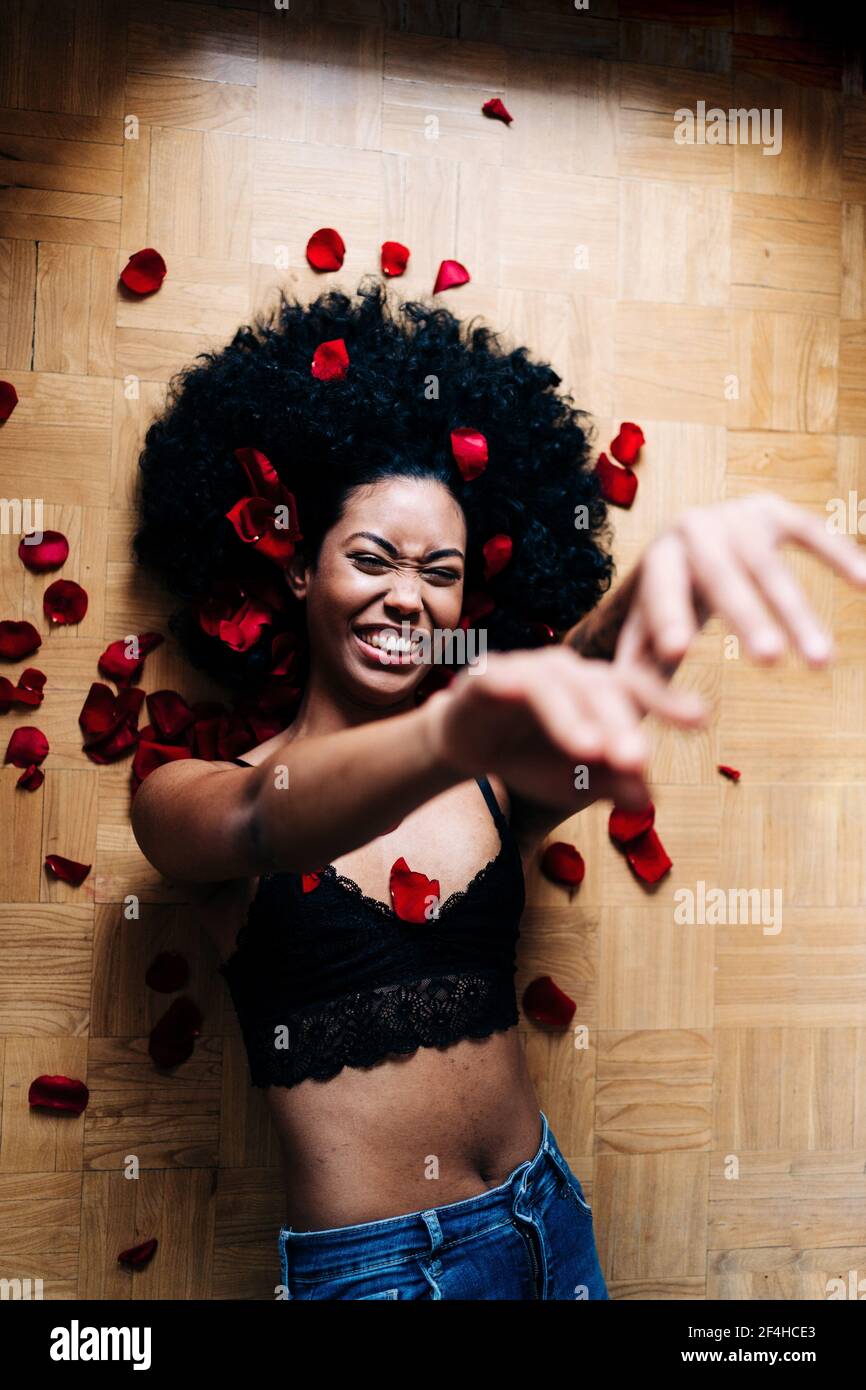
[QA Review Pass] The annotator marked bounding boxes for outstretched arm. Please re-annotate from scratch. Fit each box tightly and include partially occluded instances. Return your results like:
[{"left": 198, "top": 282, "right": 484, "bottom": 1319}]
[
  {"left": 510, "top": 493, "right": 866, "bottom": 850},
  {"left": 131, "top": 646, "right": 698, "bottom": 886}
]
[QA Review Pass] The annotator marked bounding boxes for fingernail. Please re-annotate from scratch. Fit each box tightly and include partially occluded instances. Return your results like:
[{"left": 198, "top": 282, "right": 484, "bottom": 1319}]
[
  {"left": 752, "top": 630, "right": 783, "bottom": 658},
  {"left": 804, "top": 634, "right": 830, "bottom": 661}
]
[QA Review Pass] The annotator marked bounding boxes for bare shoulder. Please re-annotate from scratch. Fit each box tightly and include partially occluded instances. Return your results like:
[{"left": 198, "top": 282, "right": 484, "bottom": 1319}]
[{"left": 130, "top": 756, "right": 259, "bottom": 885}]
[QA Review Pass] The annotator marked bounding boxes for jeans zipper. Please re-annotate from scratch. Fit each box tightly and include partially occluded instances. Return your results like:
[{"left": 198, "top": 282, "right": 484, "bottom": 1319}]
[{"left": 518, "top": 1217, "right": 541, "bottom": 1296}]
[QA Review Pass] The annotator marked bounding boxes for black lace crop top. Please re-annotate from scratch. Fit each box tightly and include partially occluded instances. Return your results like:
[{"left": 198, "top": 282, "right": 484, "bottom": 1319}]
[{"left": 218, "top": 768, "right": 525, "bottom": 1088}]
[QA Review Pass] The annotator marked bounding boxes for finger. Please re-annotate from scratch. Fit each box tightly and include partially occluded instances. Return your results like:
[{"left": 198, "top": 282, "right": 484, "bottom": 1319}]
[
  {"left": 771, "top": 496, "right": 866, "bottom": 588},
  {"left": 614, "top": 605, "right": 648, "bottom": 670},
  {"left": 736, "top": 548, "right": 833, "bottom": 667},
  {"left": 574, "top": 669, "right": 651, "bottom": 772},
  {"left": 586, "top": 765, "right": 652, "bottom": 812},
  {"left": 635, "top": 535, "right": 702, "bottom": 666},
  {"left": 617, "top": 660, "right": 708, "bottom": 726},
  {"left": 500, "top": 670, "right": 607, "bottom": 764},
  {"left": 678, "top": 531, "right": 786, "bottom": 663}
]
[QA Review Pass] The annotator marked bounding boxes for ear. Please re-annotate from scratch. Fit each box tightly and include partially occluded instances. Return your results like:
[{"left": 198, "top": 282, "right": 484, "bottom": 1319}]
[{"left": 284, "top": 547, "right": 310, "bottom": 602}]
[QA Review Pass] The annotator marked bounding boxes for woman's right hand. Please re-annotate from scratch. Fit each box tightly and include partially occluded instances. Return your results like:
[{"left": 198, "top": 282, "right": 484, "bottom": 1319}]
[{"left": 422, "top": 646, "right": 706, "bottom": 813}]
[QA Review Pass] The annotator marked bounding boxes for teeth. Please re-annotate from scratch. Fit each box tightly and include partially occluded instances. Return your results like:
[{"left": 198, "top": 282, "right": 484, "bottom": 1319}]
[{"left": 362, "top": 629, "right": 421, "bottom": 655}]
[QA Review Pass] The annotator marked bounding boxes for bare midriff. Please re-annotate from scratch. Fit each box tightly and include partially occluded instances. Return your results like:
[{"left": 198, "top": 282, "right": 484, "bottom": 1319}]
[
  {"left": 265, "top": 1029, "right": 543, "bottom": 1231},
  {"left": 200, "top": 763, "right": 542, "bottom": 1232}
]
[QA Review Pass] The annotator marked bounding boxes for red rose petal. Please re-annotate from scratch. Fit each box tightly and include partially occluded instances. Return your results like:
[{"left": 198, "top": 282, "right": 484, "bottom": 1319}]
[
  {"left": 148, "top": 996, "right": 203, "bottom": 1068},
  {"left": 450, "top": 427, "right": 488, "bottom": 481},
  {"left": 147, "top": 690, "right": 195, "bottom": 744},
  {"left": 433, "top": 259, "right": 470, "bottom": 294},
  {"left": 0, "top": 380, "right": 18, "bottom": 421},
  {"left": 44, "top": 578, "right": 88, "bottom": 625},
  {"left": 216, "top": 711, "right": 254, "bottom": 761},
  {"left": 0, "top": 620, "right": 41, "bottom": 661},
  {"left": 609, "top": 801, "right": 655, "bottom": 846},
  {"left": 17, "top": 763, "right": 44, "bottom": 791},
  {"left": 305, "top": 227, "right": 345, "bottom": 272},
  {"left": 522, "top": 975, "right": 576, "bottom": 1029},
  {"left": 17, "top": 668, "right": 46, "bottom": 703},
  {"left": 596, "top": 451, "right": 637, "bottom": 507},
  {"left": 247, "top": 711, "right": 284, "bottom": 744},
  {"left": 18, "top": 530, "right": 68, "bottom": 572},
  {"left": 192, "top": 716, "right": 221, "bottom": 760},
  {"left": 301, "top": 872, "right": 321, "bottom": 893},
  {"left": 311, "top": 338, "right": 349, "bottom": 382},
  {"left": 220, "top": 597, "right": 272, "bottom": 652},
  {"left": 226, "top": 495, "right": 301, "bottom": 569},
  {"left": 120, "top": 247, "right": 167, "bottom": 295},
  {"left": 389, "top": 857, "right": 441, "bottom": 924},
  {"left": 481, "top": 97, "right": 513, "bottom": 124},
  {"left": 44, "top": 854, "right": 91, "bottom": 886},
  {"left": 482, "top": 534, "right": 512, "bottom": 580},
  {"left": 80, "top": 682, "right": 121, "bottom": 739},
  {"left": 98, "top": 632, "right": 163, "bottom": 686},
  {"left": 270, "top": 632, "right": 300, "bottom": 679},
  {"left": 381, "top": 240, "right": 410, "bottom": 277},
  {"left": 199, "top": 583, "right": 273, "bottom": 653},
  {"left": 625, "top": 827, "right": 672, "bottom": 884},
  {"left": 540, "top": 841, "right": 585, "bottom": 889},
  {"left": 609, "top": 422, "right": 645, "bottom": 467},
  {"left": 28, "top": 1074, "right": 89, "bottom": 1115},
  {"left": 459, "top": 591, "right": 495, "bottom": 630},
  {"left": 0, "top": 668, "right": 46, "bottom": 714},
  {"left": 5, "top": 726, "right": 49, "bottom": 767},
  {"left": 132, "top": 740, "right": 192, "bottom": 784},
  {"left": 232, "top": 447, "right": 279, "bottom": 503},
  {"left": 118, "top": 1238, "right": 158, "bottom": 1269},
  {"left": 718, "top": 764, "right": 741, "bottom": 782},
  {"left": 145, "top": 951, "right": 190, "bottom": 993},
  {"left": 79, "top": 684, "right": 144, "bottom": 764},
  {"left": 88, "top": 724, "right": 140, "bottom": 764}
]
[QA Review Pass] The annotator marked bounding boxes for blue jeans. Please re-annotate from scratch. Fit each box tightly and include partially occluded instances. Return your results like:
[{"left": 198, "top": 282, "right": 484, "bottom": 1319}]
[{"left": 277, "top": 1110, "right": 609, "bottom": 1300}]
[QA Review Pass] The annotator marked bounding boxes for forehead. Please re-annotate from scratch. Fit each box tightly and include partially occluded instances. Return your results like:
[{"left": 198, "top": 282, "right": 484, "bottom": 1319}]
[{"left": 335, "top": 476, "right": 467, "bottom": 549}]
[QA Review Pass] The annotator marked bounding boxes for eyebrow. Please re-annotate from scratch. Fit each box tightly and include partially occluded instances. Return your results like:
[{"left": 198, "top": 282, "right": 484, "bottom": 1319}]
[{"left": 345, "top": 531, "right": 465, "bottom": 562}]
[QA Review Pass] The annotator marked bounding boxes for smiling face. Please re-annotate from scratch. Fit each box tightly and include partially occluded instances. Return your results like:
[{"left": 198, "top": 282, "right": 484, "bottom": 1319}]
[{"left": 290, "top": 476, "right": 467, "bottom": 708}]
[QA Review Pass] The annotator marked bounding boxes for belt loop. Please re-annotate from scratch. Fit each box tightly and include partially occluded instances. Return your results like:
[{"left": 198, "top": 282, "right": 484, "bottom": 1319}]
[
  {"left": 421, "top": 1209, "right": 444, "bottom": 1254},
  {"left": 420, "top": 1210, "right": 445, "bottom": 1283}
]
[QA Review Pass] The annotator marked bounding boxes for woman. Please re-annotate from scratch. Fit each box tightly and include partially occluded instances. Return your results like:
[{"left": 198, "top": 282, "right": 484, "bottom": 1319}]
[{"left": 131, "top": 282, "right": 866, "bottom": 1300}]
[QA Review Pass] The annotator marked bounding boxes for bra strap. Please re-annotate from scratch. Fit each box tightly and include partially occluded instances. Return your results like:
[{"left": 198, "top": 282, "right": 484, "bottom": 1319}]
[{"left": 476, "top": 775, "right": 510, "bottom": 841}]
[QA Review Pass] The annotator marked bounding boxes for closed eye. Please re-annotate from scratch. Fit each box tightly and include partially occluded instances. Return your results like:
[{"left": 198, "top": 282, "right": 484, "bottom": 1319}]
[
  {"left": 350, "top": 552, "right": 461, "bottom": 583},
  {"left": 351, "top": 552, "right": 391, "bottom": 571}
]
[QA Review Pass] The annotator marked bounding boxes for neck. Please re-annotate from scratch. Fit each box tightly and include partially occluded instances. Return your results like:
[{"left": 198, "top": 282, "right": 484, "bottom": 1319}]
[{"left": 288, "top": 659, "right": 419, "bottom": 739}]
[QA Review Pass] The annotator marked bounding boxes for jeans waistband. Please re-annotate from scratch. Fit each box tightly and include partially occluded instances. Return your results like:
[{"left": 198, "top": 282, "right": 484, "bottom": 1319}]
[{"left": 279, "top": 1109, "right": 573, "bottom": 1280}]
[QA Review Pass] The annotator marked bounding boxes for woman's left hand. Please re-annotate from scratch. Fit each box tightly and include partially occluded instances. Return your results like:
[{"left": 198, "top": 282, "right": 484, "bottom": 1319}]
[{"left": 614, "top": 493, "right": 866, "bottom": 685}]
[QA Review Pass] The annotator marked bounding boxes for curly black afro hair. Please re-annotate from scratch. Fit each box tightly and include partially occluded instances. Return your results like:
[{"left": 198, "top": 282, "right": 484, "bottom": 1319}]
[{"left": 133, "top": 278, "right": 614, "bottom": 693}]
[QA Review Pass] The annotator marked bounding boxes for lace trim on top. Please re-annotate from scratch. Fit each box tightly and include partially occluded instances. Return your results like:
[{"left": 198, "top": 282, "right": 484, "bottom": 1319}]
[
  {"left": 317, "top": 845, "right": 506, "bottom": 922},
  {"left": 235, "top": 971, "right": 520, "bottom": 1088}
]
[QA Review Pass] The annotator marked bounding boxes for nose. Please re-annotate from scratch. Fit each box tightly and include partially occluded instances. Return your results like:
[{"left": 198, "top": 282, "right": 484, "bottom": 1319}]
[{"left": 384, "top": 567, "right": 422, "bottom": 618}]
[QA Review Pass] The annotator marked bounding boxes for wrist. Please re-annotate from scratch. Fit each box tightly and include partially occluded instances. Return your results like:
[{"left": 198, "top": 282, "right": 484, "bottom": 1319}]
[
  {"left": 566, "top": 566, "right": 639, "bottom": 661},
  {"left": 414, "top": 685, "right": 466, "bottom": 784}
]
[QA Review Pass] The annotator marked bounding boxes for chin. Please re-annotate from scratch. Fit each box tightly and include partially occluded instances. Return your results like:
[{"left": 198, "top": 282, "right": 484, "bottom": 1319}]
[{"left": 344, "top": 653, "right": 426, "bottom": 707}]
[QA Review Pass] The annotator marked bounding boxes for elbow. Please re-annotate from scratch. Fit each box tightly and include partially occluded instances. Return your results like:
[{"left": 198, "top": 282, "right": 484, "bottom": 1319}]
[{"left": 243, "top": 796, "right": 277, "bottom": 875}]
